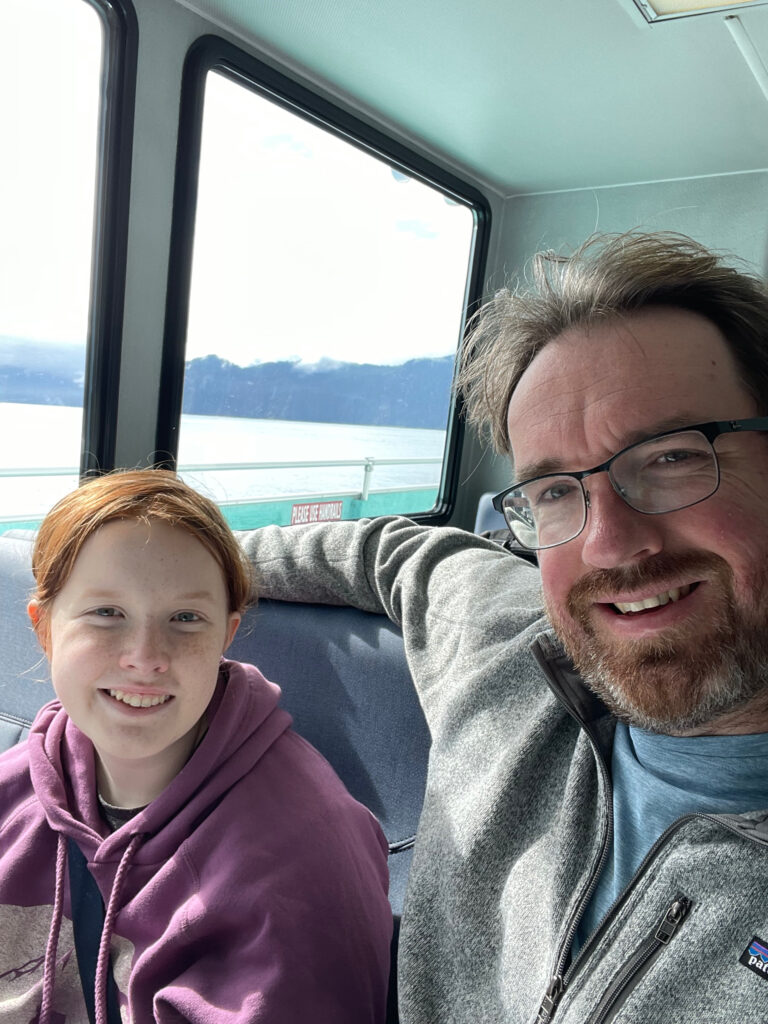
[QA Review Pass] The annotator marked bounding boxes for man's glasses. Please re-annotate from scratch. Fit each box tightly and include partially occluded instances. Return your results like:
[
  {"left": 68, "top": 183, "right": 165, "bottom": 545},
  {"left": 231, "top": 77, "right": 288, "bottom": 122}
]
[{"left": 492, "top": 417, "right": 768, "bottom": 551}]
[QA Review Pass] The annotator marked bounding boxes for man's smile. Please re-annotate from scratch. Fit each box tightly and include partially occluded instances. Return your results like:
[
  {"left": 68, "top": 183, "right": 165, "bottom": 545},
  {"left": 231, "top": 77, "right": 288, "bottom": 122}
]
[
  {"left": 589, "top": 581, "right": 705, "bottom": 635},
  {"left": 609, "top": 582, "right": 698, "bottom": 615}
]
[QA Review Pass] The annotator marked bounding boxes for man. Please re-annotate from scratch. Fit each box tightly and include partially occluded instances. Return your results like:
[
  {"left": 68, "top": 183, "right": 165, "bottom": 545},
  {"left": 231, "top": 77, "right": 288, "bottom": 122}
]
[{"left": 241, "top": 233, "right": 768, "bottom": 1023}]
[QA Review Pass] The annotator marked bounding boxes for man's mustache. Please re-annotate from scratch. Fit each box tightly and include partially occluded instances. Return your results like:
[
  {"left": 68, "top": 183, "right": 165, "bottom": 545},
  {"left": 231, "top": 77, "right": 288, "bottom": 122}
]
[{"left": 565, "top": 550, "right": 732, "bottom": 621}]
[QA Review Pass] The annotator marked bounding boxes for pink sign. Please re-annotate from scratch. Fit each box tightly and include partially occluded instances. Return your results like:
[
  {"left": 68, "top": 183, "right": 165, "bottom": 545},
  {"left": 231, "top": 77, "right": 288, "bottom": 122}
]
[{"left": 290, "top": 501, "right": 344, "bottom": 525}]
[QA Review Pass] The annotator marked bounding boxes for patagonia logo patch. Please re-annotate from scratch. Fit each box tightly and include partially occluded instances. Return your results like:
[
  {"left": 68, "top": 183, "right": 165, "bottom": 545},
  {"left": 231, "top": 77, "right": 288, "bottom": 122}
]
[{"left": 739, "top": 936, "right": 768, "bottom": 981}]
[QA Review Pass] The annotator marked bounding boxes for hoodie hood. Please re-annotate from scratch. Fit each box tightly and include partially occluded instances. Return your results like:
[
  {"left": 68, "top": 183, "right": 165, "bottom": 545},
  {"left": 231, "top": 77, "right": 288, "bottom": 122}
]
[{"left": 30, "top": 660, "right": 291, "bottom": 861}]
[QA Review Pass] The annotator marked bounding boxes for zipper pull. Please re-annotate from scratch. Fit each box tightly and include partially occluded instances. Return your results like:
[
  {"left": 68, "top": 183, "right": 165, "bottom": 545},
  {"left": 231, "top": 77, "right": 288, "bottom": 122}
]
[
  {"left": 537, "top": 975, "right": 564, "bottom": 1023},
  {"left": 655, "top": 896, "right": 692, "bottom": 945}
]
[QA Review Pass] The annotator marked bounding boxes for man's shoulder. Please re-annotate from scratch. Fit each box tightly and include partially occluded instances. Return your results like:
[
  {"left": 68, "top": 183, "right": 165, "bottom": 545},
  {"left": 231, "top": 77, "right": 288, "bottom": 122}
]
[{"left": 420, "top": 538, "right": 545, "bottom": 631}]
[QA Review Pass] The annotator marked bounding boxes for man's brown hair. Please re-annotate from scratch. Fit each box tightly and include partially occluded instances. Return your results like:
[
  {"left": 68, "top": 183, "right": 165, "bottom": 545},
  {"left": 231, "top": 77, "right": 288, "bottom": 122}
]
[{"left": 458, "top": 231, "right": 768, "bottom": 455}]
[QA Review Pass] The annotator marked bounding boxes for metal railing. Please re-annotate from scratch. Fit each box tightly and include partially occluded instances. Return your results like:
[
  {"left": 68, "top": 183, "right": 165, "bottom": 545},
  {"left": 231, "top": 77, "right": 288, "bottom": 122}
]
[
  {"left": 178, "top": 457, "right": 442, "bottom": 500},
  {"left": 0, "top": 456, "right": 442, "bottom": 502},
  {"left": 0, "top": 467, "right": 82, "bottom": 478}
]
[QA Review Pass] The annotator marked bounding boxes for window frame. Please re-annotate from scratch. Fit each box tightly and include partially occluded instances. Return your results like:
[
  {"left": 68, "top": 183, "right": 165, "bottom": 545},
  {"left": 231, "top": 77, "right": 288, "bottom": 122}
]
[
  {"left": 159, "top": 34, "right": 490, "bottom": 524},
  {"left": 80, "top": 0, "right": 138, "bottom": 478}
]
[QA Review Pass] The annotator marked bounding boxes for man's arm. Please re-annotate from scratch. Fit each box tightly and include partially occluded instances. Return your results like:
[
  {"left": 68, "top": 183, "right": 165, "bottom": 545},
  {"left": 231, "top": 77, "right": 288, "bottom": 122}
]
[
  {"left": 239, "top": 515, "right": 540, "bottom": 630},
  {"left": 239, "top": 517, "right": 394, "bottom": 614},
  {"left": 240, "top": 516, "right": 546, "bottom": 746}
]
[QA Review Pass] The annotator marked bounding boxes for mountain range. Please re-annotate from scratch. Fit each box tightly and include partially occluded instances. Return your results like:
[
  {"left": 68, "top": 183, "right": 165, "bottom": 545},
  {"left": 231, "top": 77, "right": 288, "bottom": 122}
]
[{"left": 0, "top": 338, "right": 455, "bottom": 429}]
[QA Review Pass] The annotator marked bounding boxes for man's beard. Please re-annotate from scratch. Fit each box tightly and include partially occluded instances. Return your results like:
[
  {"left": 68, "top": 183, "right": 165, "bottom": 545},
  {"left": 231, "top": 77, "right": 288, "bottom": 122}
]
[{"left": 545, "top": 551, "right": 768, "bottom": 734}]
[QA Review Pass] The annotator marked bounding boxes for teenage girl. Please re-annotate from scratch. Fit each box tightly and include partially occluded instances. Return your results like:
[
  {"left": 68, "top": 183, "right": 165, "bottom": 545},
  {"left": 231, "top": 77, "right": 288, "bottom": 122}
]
[{"left": 0, "top": 469, "right": 391, "bottom": 1023}]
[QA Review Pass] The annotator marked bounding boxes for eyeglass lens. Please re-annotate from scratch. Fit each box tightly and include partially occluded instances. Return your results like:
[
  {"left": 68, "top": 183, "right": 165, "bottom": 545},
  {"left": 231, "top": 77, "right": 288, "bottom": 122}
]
[{"left": 503, "top": 430, "right": 719, "bottom": 550}]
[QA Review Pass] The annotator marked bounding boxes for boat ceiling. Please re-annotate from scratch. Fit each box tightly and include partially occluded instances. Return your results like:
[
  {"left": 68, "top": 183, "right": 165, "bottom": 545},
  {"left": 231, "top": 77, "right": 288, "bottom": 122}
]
[{"left": 174, "top": 0, "right": 768, "bottom": 196}]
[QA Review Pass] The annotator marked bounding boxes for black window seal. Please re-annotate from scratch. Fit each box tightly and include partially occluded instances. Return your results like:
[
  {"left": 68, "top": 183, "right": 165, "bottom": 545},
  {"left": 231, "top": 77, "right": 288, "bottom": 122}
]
[
  {"left": 80, "top": 0, "right": 138, "bottom": 479},
  {"left": 158, "top": 33, "right": 490, "bottom": 524}
]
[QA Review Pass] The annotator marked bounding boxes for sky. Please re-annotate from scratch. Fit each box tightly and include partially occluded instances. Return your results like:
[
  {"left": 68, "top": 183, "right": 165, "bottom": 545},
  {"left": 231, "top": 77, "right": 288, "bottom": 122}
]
[
  {"left": 0, "top": 0, "right": 101, "bottom": 347},
  {"left": 0, "top": 0, "right": 476, "bottom": 367}
]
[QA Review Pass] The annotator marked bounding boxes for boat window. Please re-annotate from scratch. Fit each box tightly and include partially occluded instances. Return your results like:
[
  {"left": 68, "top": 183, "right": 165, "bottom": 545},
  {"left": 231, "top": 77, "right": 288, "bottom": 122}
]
[
  {"left": 0, "top": 0, "right": 131, "bottom": 534},
  {"left": 165, "top": 43, "right": 488, "bottom": 529}
]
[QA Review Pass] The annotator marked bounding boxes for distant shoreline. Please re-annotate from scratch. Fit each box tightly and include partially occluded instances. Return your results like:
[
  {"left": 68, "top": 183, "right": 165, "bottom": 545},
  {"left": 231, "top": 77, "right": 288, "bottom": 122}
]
[{"left": 0, "top": 341, "right": 454, "bottom": 430}]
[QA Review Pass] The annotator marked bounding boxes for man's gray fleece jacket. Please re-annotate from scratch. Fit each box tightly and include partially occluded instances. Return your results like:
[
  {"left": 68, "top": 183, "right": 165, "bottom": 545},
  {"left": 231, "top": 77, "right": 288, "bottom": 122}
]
[{"left": 240, "top": 516, "right": 768, "bottom": 1024}]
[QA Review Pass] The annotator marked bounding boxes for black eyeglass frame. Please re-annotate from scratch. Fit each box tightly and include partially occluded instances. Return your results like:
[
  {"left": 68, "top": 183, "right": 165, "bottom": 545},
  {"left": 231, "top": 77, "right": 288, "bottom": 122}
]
[{"left": 492, "top": 416, "right": 768, "bottom": 551}]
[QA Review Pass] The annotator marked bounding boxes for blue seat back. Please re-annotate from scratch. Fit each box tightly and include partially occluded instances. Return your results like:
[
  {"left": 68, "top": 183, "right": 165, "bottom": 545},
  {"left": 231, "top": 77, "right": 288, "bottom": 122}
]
[{"left": 0, "top": 534, "right": 54, "bottom": 750}]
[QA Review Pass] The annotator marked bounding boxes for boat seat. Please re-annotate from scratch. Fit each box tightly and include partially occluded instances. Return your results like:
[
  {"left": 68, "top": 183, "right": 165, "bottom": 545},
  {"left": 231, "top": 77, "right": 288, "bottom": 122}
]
[
  {"left": 473, "top": 489, "right": 507, "bottom": 534},
  {"left": 473, "top": 491, "right": 539, "bottom": 565}
]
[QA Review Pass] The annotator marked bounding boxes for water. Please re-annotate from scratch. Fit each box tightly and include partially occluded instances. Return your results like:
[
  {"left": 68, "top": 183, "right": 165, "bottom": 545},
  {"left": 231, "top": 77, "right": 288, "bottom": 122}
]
[{"left": 0, "top": 403, "right": 446, "bottom": 520}]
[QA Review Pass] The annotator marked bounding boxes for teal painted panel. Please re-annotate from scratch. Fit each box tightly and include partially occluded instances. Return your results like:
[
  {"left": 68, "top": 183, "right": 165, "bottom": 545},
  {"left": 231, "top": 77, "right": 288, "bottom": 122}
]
[
  {"left": 0, "top": 520, "right": 42, "bottom": 536},
  {"left": 222, "top": 488, "right": 439, "bottom": 530},
  {"left": 0, "top": 490, "right": 439, "bottom": 537}
]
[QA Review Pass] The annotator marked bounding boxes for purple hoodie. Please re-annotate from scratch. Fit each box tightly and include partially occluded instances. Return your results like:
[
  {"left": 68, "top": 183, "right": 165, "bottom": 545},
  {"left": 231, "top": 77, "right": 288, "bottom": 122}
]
[{"left": 0, "top": 660, "right": 392, "bottom": 1022}]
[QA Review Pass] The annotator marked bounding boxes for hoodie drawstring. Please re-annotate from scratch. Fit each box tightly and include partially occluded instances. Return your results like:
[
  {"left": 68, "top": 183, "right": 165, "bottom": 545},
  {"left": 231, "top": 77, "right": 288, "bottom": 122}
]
[
  {"left": 94, "top": 832, "right": 142, "bottom": 1024},
  {"left": 40, "top": 831, "right": 144, "bottom": 1024},
  {"left": 39, "top": 833, "right": 67, "bottom": 1024}
]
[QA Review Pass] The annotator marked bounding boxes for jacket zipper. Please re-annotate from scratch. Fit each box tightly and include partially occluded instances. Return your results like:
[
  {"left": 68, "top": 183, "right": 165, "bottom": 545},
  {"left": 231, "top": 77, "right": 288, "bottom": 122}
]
[
  {"left": 586, "top": 894, "right": 692, "bottom": 1024},
  {"left": 531, "top": 640, "right": 617, "bottom": 1024},
  {"left": 532, "top": 638, "right": 622, "bottom": 1024},
  {"left": 537, "top": 896, "right": 691, "bottom": 1023},
  {"left": 534, "top": 714, "right": 614, "bottom": 1024},
  {"left": 530, "top": 636, "right": 768, "bottom": 1024},
  {"left": 537, "top": 804, "right": 768, "bottom": 1020}
]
